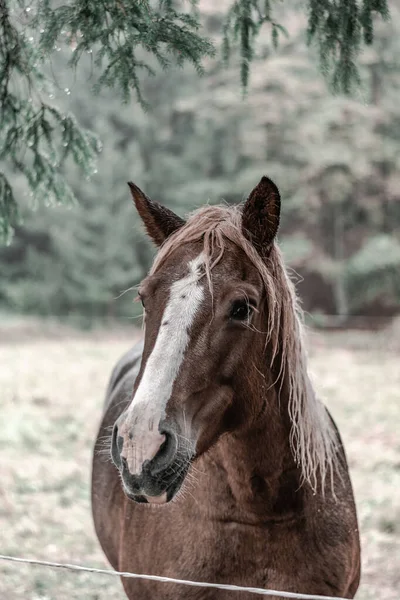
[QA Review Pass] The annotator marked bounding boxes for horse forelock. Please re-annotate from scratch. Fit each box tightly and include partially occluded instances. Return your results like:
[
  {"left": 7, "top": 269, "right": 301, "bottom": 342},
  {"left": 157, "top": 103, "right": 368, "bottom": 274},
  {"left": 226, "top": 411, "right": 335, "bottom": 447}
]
[{"left": 149, "top": 204, "right": 338, "bottom": 492}]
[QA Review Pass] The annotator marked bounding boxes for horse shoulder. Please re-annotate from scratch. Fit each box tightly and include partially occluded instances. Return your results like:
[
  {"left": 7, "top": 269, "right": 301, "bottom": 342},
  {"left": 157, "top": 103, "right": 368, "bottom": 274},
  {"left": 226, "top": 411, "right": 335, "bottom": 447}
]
[{"left": 92, "top": 343, "right": 143, "bottom": 569}]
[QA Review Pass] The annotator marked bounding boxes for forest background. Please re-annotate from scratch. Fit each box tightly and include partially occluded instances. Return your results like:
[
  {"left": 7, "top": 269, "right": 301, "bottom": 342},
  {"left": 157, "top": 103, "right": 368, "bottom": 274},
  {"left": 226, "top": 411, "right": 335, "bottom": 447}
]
[{"left": 1, "top": 0, "right": 399, "bottom": 326}]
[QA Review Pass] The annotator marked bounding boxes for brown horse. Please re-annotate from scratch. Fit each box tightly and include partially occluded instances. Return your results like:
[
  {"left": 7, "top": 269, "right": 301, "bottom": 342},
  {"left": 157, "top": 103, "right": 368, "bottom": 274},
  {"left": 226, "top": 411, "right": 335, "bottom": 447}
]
[{"left": 92, "top": 177, "right": 360, "bottom": 599}]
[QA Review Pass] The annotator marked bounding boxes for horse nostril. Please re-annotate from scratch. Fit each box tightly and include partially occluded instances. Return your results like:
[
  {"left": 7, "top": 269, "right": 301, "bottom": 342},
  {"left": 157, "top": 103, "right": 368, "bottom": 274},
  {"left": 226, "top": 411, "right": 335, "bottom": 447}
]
[
  {"left": 150, "top": 430, "right": 177, "bottom": 475},
  {"left": 158, "top": 436, "right": 168, "bottom": 455},
  {"left": 110, "top": 424, "right": 123, "bottom": 468}
]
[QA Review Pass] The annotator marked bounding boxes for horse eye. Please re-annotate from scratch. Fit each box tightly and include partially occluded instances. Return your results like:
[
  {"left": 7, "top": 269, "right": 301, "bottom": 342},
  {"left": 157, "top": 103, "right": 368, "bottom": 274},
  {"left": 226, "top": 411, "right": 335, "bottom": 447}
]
[
  {"left": 136, "top": 292, "right": 145, "bottom": 307},
  {"left": 230, "top": 300, "right": 252, "bottom": 321}
]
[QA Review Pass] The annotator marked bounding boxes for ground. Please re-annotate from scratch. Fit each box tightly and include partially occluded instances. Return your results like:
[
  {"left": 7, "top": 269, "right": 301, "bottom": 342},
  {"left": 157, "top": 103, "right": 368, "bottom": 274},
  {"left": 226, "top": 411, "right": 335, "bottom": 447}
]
[{"left": 0, "top": 318, "right": 399, "bottom": 600}]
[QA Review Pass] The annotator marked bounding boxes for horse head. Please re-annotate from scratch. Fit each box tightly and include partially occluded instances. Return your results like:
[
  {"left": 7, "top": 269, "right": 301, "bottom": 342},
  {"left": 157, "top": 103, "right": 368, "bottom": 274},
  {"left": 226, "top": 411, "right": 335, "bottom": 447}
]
[{"left": 111, "top": 177, "right": 334, "bottom": 504}]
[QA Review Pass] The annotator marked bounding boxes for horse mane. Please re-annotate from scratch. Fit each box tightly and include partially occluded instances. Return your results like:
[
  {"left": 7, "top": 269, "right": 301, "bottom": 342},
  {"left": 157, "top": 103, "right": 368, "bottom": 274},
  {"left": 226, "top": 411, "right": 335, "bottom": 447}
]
[{"left": 150, "top": 204, "right": 338, "bottom": 492}]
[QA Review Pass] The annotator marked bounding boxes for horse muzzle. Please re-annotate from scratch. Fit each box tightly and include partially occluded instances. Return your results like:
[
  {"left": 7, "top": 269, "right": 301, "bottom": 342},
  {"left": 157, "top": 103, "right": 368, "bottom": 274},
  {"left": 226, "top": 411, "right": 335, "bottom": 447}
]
[{"left": 111, "top": 418, "right": 191, "bottom": 504}]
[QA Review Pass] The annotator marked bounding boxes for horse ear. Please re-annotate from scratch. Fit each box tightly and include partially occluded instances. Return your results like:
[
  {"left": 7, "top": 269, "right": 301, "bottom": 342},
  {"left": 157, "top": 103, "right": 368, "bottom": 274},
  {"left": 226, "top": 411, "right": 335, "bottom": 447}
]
[
  {"left": 241, "top": 176, "right": 281, "bottom": 256},
  {"left": 128, "top": 182, "right": 185, "bottom": 246}
]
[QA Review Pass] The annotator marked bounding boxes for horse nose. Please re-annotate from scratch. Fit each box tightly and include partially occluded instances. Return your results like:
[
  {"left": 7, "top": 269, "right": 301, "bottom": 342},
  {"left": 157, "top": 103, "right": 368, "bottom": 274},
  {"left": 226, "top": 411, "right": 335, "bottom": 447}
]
[{"left": 111, "top": 419, "right": 177, "bottom": 476}]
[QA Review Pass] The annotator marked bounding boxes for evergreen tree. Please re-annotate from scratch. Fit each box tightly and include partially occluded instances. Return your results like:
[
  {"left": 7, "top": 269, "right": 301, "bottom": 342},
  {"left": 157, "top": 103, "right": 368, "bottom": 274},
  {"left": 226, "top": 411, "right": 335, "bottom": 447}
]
[{"left": 0, "top": 0, "right": 391, "bottom": 241}]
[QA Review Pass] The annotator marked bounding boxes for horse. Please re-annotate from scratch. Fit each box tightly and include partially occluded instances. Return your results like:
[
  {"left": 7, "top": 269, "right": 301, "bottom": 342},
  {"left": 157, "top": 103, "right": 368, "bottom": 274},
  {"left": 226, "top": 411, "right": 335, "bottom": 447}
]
[{"left": 91, "top": 176, "right": 360, "bottom": 599}]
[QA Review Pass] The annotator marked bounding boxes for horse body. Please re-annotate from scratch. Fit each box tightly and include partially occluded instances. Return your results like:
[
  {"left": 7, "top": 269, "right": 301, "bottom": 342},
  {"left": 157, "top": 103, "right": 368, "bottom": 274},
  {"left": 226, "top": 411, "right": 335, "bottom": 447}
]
[
  {"left": 92, "top": 177, "right": 360, "bottom": 599},
  {"left": 92, "top": 346, "right": 360, "bottom": 599}
]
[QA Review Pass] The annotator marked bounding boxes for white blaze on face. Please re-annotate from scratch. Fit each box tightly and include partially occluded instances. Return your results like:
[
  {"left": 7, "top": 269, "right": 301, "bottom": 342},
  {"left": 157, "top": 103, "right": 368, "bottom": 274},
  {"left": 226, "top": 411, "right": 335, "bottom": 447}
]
[{"left": 123, "top": 253, "right": 205, "bottom": 472}]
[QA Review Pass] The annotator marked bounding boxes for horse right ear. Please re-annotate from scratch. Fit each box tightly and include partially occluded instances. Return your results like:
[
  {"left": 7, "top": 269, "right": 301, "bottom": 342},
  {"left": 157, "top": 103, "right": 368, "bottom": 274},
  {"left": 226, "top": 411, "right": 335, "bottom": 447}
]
[
  {"left": 128, "top": 182, "right": 185, "bottom": 247},
  {"left": 241, "top": 176, "right": 281, "bottom": 257}
]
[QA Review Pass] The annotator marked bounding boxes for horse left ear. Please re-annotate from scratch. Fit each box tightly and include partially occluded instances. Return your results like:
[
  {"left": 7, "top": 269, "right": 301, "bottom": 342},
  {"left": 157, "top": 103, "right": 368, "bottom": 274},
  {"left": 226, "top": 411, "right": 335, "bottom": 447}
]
[
  {"left": 128, "top": 182, "right": 185, "bottom": 246},
  {"left": 241, "top": 176, "right": 281, "bottom": 256}
]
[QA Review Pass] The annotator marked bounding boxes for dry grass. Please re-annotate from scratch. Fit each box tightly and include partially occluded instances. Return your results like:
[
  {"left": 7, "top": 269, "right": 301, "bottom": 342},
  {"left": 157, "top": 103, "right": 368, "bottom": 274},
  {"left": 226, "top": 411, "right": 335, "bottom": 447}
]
[{"left": 0, "top": 320, "right": 399, "bottom": 599}]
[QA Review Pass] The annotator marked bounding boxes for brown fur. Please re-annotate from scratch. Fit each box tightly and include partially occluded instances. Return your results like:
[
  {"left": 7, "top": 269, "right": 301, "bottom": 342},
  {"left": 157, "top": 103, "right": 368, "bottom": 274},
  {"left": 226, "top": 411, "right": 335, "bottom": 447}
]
[{"left": 92, "top": 178, "right": 360, "bottom": 599}]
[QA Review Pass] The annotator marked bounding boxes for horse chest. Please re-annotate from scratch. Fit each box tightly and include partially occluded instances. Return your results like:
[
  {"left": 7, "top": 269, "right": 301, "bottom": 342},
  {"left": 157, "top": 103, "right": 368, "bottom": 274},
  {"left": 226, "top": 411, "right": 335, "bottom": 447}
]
[{"left": 118, "top": 500, "right": 326, "bottom": 600}]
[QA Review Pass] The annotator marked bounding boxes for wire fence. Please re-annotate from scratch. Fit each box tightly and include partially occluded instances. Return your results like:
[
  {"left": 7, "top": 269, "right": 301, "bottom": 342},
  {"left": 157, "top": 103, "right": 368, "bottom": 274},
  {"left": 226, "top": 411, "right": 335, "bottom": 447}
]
[{"left": 0, "top": 553, "right": 351, "bottom": 600}]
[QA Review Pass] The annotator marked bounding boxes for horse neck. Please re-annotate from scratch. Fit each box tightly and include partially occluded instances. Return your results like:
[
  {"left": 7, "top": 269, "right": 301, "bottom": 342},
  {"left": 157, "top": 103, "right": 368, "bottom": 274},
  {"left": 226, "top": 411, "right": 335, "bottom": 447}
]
[
  {"left": 230, "top": 386, "right": 294, "bottom": 468},
  {"left": 212, "top": 358, "right": 303, "bottom": 515}
]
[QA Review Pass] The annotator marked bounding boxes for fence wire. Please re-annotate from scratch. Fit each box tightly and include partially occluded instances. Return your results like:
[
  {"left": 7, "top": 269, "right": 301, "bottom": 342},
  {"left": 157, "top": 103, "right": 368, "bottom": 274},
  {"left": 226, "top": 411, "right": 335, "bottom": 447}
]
[{"left": 0, "top": 553, "right": 351, "bottom": 599}]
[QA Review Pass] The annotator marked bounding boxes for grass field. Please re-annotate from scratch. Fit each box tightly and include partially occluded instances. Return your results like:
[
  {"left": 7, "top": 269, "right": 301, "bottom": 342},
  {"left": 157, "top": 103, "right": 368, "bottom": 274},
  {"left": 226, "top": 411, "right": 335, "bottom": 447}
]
[{"left": 0, "top": 318, "right": 399, "bottom": 599}]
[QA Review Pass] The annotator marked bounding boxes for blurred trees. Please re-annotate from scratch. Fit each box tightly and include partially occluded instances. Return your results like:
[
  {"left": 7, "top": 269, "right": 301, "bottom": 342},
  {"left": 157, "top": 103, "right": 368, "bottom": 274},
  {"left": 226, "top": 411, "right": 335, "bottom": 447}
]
[
  {"left": 284, "top": 7, "right": 400, "bottom": 319},
  {"left": 0, "top": 0, "right": 390, "bottom": 241},
  {"left": 0, "top": 3, "right": 399, "bottom": 321}
]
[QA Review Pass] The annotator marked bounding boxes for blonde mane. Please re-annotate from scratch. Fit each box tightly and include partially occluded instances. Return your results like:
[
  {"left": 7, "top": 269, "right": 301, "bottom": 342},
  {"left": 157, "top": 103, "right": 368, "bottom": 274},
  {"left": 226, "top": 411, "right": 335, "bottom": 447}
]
[{"left": 151, "top": 204, "right": 337, "bottom": 492}]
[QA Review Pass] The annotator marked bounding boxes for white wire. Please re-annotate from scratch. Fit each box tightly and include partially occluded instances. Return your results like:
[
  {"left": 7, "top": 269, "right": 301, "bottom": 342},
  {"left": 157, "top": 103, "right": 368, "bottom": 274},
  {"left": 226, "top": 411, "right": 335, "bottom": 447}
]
[{"left": 0, "top": 554, "right": 349, "bottom": 599}]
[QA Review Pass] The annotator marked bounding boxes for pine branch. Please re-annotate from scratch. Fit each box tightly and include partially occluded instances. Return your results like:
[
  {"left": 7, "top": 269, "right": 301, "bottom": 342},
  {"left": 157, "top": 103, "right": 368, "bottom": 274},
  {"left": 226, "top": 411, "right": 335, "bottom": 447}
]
[
  {"left": 0, "top": 0, "right": 215, "bottom": 242},
  {"left": 0, "top": 0, "right": 100, "bottom": 241},
  {"left": 34, "top": 0, "right": 215, "bottom": 104},
  {"left": 0, "top": 0, "right": 392, "bottom": 242},
  {"left": 307, "top": 0, "right": 390, "bottom": 94},
  {"left": 0, "top": 173, "right": 17, "bottom": 243},
  {"left": 222, "top": 0, "right": 389, "bottom": 92},
  {"left": 222, "top": 0, "right": 287, "bottom": 90}
]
